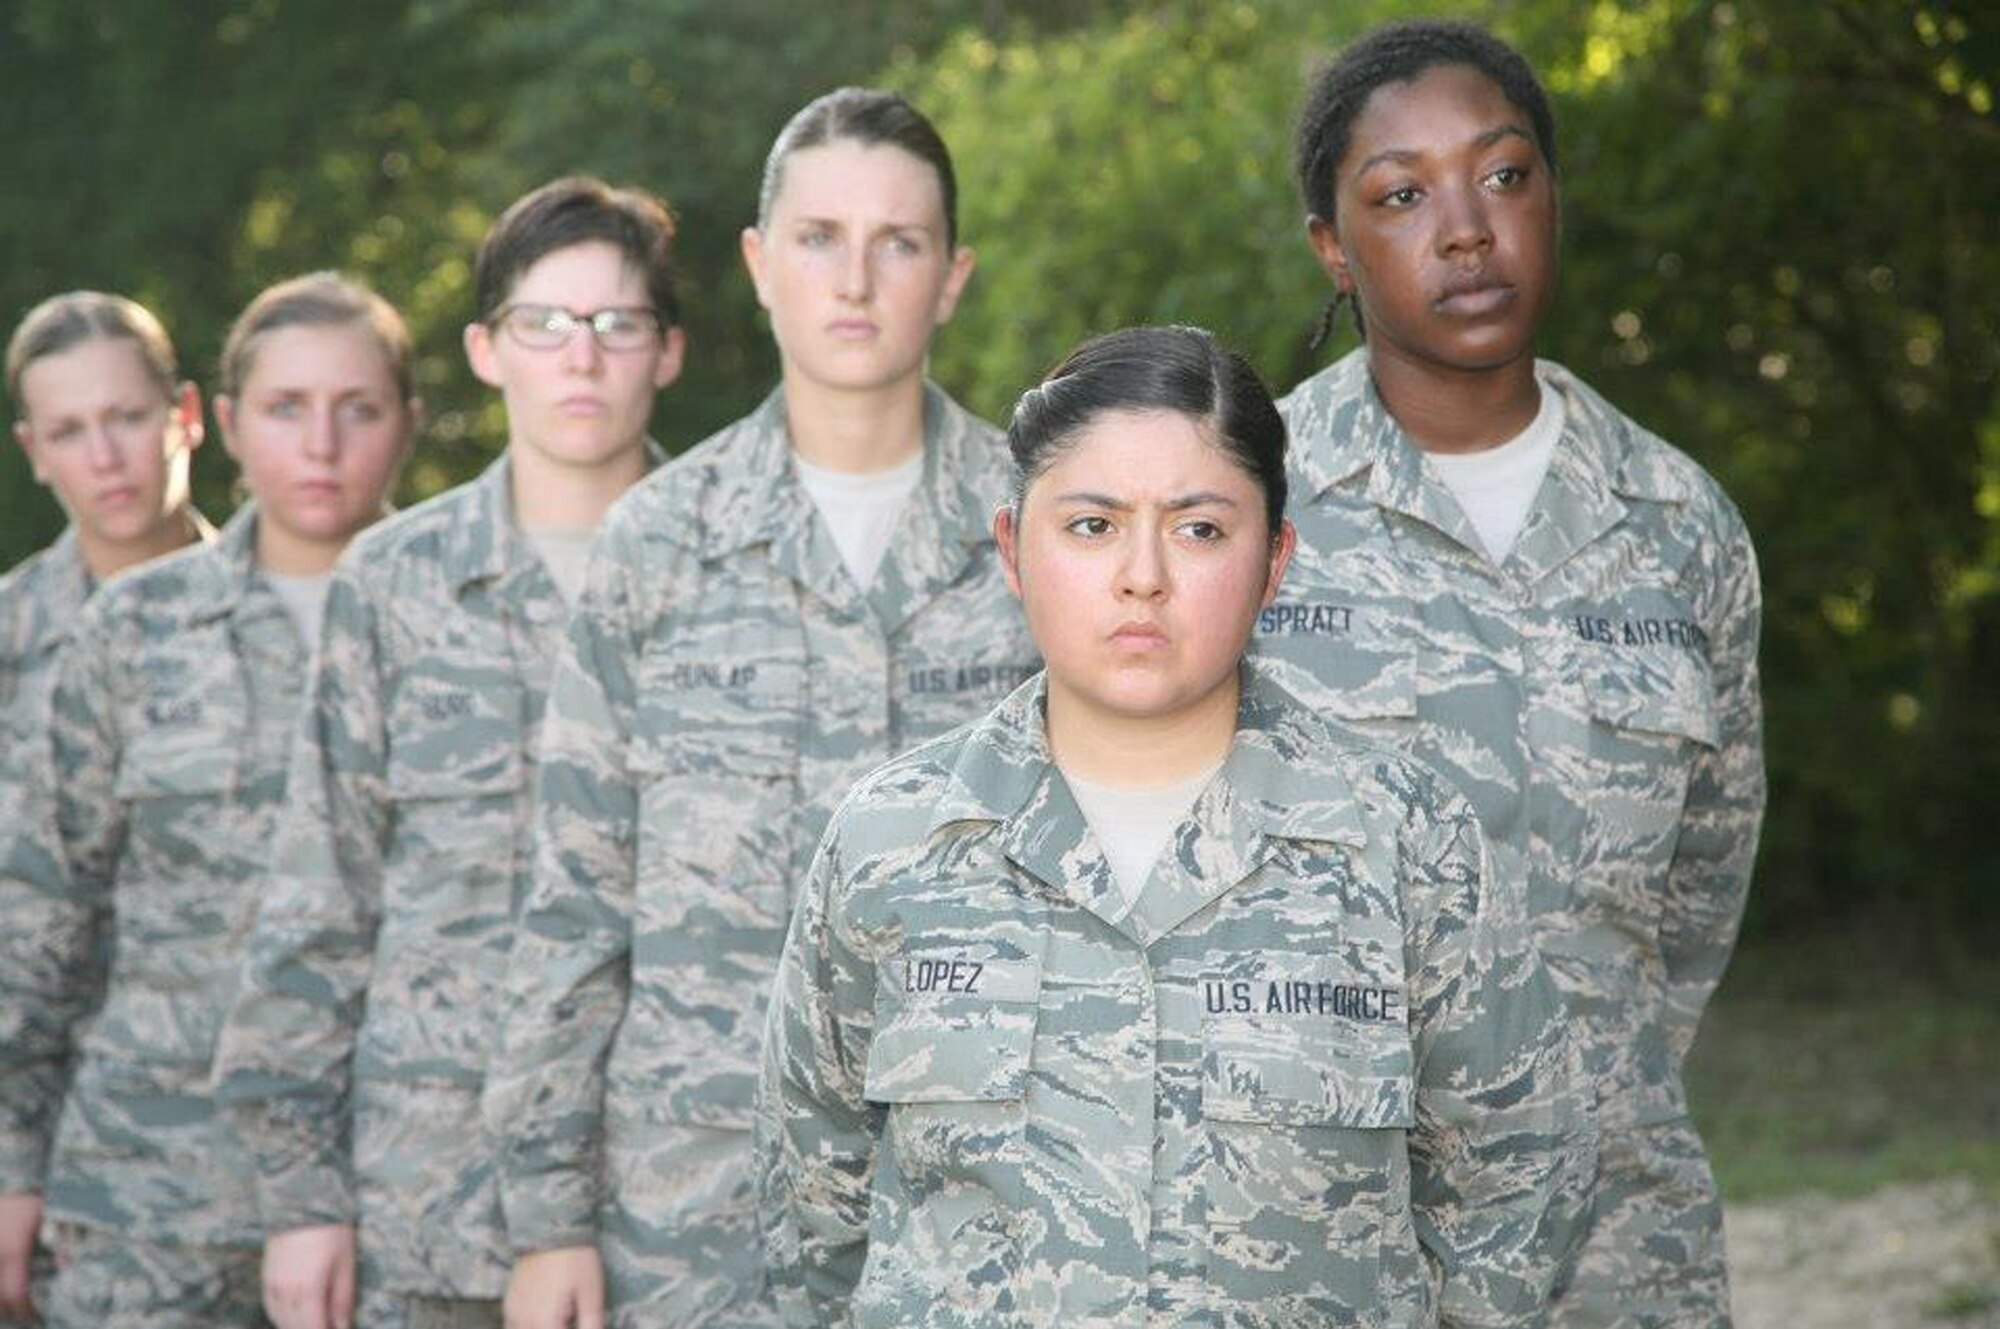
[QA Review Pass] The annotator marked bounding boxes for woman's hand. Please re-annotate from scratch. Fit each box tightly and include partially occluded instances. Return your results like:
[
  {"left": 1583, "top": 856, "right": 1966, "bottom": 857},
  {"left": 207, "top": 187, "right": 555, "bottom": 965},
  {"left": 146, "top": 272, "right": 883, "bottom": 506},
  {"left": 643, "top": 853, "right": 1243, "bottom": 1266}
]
[
  {"left": 262, "top": 1222, "right": 356, "bottom": 1329},
  {"left": 504, "top": 1245, "right": 605, "bottom": 1329},
  {"left": 0, "top": 1191, "right": 42, "bottom": 1322}
]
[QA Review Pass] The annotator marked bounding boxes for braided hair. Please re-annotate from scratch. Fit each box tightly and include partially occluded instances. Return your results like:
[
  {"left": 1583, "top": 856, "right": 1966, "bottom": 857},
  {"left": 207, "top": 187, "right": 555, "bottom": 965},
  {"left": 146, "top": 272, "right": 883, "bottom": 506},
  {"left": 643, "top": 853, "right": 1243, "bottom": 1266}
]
[{"left": 1294, "top": 20, "right": 1558, "bottom": 352}]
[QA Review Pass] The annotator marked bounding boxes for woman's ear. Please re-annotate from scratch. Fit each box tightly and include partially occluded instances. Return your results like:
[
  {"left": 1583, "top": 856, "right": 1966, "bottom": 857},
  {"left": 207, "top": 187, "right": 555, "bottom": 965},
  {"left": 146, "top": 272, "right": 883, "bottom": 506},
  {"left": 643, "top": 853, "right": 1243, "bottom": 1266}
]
[
  {"left": 170, "top": 381, "right": 206, "bottom": 454},
  {"left": 212, "top": 394, "right": 242, "bottom": 463},
  {"left": 992, "top": 503, "right": 1024, "bottom": 601},
  {"left": 1262, "top": 518, "right": 1298, "bottom": 608},
  {"left": 740, "top": 227, "right": 773, "bottom": 310},
  {"left": 1305, "top": 214, "right": 1352, "bottom": 292}
]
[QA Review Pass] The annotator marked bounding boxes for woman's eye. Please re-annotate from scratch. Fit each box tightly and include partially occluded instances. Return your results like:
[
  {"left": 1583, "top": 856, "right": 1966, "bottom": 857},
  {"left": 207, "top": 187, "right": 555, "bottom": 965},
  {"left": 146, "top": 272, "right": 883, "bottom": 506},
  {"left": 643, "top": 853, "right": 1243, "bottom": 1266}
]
[
  {"left": 1066, "top": 515, "right": 1113, "bottom": 537},
  {"left": 799, "top": 228, "right": 835, "bottom": 249},
  {"left": 265, "top": 398, "right": 302, "bottom": 419},
  {"left": 1486, "top": 164, "right": 1529, "bottom": 190},
  {"left": 885, "top": 233, "right": 922, "bottom": 257},
  {"left": 341, "top": 398, "right": 384, "bottom": 424},
  {"left": 45, "top": 422, "right": 81, "bottom": 444},
  {"left": 118, "top": 407, "right": 153, "bottom": 427},
  {"left": 1180, "top": 520, "right": 1224, "bottom": 542},
  {"left": 1381, "top": 185, "right": 1421, "bottom": 208}
]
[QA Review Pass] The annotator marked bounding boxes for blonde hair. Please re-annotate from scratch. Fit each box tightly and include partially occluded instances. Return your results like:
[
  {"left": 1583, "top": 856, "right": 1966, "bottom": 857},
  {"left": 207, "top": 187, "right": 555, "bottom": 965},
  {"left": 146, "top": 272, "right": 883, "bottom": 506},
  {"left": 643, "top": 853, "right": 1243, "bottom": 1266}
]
[
  {"left": 6, "top": 290, "right": 179, "bottom": 407},
  {"left": 220, "top": 271, "right": 413, "bottom": 400}
]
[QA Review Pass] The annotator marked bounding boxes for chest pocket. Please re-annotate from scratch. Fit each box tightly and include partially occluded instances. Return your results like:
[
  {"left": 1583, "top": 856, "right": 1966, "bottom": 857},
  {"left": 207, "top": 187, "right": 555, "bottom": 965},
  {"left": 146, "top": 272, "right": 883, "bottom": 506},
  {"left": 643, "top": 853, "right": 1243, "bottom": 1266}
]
[
  {"left": 112, "top": 646, "right": 246, "bottom": 800},
  {"left": 1568, "top": 641, "right": 1716, "bottom": 946},
  {"left": 1201, "top": 951, "right": 1414, "bottom": 1306},
  {"left": 861, "top": 945, "right": 1042, "bottom": 1287}
]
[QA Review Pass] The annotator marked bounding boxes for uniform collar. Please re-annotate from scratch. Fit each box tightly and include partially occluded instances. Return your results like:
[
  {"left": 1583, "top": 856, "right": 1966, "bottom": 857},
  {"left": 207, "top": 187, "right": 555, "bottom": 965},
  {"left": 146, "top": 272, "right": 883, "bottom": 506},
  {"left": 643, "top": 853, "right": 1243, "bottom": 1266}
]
[
  {"left": 697, "top": 382, "right": 1002, "bottom": 628},
  {"left": 173, "top": 501, "right": 270, "bottom": 627},
  {"left": 1292, "top": 351, "right": 1695, "bottom": 503},
  {"left": 1288, "top": 351, "right": 1692, "bottom": 576},
  {"left": 441, "top": 442, "right": 666, "bottom": 597},
  {"left": 44, "top": 507, "right": 220, "bottom": 622},
  {"left": 40, "top": 527, "right": 94, "bottom": 622},
  {"left": 926, "top": 665, "right": 1367, "bottom": 946}
]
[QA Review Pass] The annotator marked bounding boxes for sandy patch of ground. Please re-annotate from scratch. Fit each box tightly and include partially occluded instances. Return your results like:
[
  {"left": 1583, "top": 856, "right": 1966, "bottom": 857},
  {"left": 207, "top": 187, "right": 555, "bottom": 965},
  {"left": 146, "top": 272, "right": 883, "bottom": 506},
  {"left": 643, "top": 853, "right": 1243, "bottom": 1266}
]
[{"left": 1729, "top": 1180, "right": 2000, "bottom": 1328}]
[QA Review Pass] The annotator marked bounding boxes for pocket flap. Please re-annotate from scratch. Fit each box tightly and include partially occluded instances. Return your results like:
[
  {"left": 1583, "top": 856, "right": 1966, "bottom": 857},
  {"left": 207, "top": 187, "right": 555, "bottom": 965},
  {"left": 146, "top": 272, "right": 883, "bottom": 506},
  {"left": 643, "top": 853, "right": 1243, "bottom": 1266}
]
[
  {"left": 113, "top": 711, "right": 242, "bottom": 799},
  {"left": 864, "top": 951, "right": 1042, "bottom": 1104},
  {"left": 1202, "top": 958, "right": 1415, "bottom": 1128},
  {"left": 630, "top": 646, "right": 804, "bottom": 777},
  {"left": 385, "top": 676, "right": 527, "bottom": 798},
  {"left": 1583, "top": 649, "right": 1718, "bottom": 747}
]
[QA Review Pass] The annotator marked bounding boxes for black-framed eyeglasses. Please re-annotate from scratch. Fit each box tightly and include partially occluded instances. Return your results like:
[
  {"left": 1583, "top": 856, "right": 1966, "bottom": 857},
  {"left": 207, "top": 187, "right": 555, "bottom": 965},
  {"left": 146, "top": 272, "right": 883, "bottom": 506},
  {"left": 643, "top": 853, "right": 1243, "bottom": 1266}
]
[{"left": 492, "top": 304, "right": 663, "bottom": 352}]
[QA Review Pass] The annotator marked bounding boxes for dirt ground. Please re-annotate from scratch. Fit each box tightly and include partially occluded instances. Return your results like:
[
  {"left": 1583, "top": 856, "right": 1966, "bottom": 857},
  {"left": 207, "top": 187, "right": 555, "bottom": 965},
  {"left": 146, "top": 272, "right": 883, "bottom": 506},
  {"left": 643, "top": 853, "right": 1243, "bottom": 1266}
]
[{"left": 1728, "top": 1179, "right": 2000, "bottom": 1328}]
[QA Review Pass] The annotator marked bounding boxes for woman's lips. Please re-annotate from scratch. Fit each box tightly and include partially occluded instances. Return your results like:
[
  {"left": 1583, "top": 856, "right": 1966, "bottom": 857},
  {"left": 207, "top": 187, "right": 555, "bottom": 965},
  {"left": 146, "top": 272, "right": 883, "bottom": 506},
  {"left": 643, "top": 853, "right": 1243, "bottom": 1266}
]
[
  {"left": 1435, "top": 275, "right": 1515, "bottom": 317},
  {"left": 1111, "top": 620, "right": 1169, "bottom": 649}
]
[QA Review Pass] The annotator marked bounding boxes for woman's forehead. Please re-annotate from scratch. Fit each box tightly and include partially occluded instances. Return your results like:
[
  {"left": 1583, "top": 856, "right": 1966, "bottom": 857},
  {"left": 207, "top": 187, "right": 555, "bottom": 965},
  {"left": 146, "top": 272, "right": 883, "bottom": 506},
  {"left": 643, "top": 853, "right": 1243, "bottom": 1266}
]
[
  {"left": 771, "top": 139, "right": 946, "bottom": 224},
  {"left": 1033, "top": 410, "right": 1251, "bottom": 494},
  {"left": 1346, "top": 63, "right": 1534, "bottom": 169}
]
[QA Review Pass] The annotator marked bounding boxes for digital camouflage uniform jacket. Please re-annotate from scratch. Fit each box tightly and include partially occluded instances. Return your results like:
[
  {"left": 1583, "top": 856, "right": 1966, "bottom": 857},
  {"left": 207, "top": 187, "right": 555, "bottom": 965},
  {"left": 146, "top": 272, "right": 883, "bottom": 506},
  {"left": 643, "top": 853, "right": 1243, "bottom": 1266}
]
[
  {"left": 485, "top": 384, "right": 1038, "bottom": 1326},
  {"left": 0, "top": 528, "right": 101, "bottom": 1193},
  {"left": 0, "top": 506, "right": 301, "bottom": 1244},
  {"left": 1259, "top": 352, "right": 1765, "bottom": 1132},
  {"left": 213, "top": 453, "right": 644, "bottom": 1297},
  {"left": 756, "top": 667, "right": 1590, "bottom": 1328}
]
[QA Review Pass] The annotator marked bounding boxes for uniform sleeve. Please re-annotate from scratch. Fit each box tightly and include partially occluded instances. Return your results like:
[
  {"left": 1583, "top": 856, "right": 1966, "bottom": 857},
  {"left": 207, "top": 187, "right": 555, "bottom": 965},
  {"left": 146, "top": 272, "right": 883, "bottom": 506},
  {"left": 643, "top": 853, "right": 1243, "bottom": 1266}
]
[
  {"left": 483, "top": 523, "right": 647, "bottom": 1254},
  {"left": 1658, "top": 508, "right": 1765, "bottom": 1062},
  {"left": 1398, "top": 771, "right": 1595, "bottom": 1329},
  {"left": 213, "top": 570, "right": 389, "bottom": 1231},
  {"left": 0, "top": 615, "right": 123, "bottom": 1192},
  {"left": 754, "top": 832, "right": 881, "bottom": 1329}
]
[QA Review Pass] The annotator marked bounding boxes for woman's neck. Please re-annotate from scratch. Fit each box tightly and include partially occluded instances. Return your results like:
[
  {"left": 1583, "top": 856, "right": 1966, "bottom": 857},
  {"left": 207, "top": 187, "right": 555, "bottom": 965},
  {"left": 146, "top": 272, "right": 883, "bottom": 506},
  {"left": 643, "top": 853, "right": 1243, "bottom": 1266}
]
[
  {"left": 1046, "top": 672, "right": 1239, "bottom": 789},
  {"left": 1368, "top": 347, "right": 1541, "bottom": 455},
  {"left": 76, "top": 505, "right": 204, "bottom": 581},
  {"left": 781, "top": 370, "right": 927, "bottom": 474},
  {"left": 255, "top": 516, "right": 350, "bottom": 576},
  {"left": 510, "top": 436, "right": 649, "bottom": 530}
]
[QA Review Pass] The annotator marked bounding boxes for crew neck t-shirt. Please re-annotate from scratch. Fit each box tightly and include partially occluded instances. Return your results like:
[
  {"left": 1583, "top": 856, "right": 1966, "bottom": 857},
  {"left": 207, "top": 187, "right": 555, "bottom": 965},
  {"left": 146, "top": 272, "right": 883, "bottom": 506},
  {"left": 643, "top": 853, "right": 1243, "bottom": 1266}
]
[
  {"left": 1425, "top": 374, "right": 1565, "bottom": 562},
  {"left": 1063, "top": 760, "right": 1225, "bottom": 909},
  {"left": 261, "top": 569, "right": 333, "bottom": 654},
  {"left": 794, "top": 451, "right": 925, "bottom": 591},
  {"left": 524, "top": 525, "right": 597, "bottom": 607}
]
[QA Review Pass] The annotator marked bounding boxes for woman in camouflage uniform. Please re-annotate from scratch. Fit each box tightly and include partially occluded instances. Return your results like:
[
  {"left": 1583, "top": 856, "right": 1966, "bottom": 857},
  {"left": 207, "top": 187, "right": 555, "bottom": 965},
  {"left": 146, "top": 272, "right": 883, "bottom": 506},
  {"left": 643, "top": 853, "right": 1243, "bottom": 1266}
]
[
  {"left": 486, "top": 89, "right": 1038, "bottom": 1329},
  {"left": 0, "top": 291, "right": 216, "bottom": 1326},
  {"left": 0, "top": 273, "right": 415, "bottom": 1328},
  {"left": 1266, "top": 22, "right": 1765, "bottom": 1327},
  {"left": 756, "top": 325, "right": 1588, "bottom": 1327}
]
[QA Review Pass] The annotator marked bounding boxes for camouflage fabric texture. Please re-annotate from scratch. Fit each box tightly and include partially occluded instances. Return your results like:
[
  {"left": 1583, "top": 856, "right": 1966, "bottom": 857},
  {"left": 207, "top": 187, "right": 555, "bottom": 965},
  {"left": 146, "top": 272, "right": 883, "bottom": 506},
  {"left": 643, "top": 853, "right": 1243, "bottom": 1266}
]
[
  {"left": 0, "top": 505, "right": 304, "bottom": 1255},
  {"left": 213, "top": 454, "right": 628, "bottom": 1301},
  {"left": 1262, "top": 351, "right": 1765, "bottom": 1325},
  {"left": 0, "top": 516, "right": 213, "bottom": 1195},
  {"left": 755, "top": 666, "right": 1592, "bottom": 1329},
  {"left": 0, "top": 528, "right": 100, "bottom": 1195},
  {"left": 485, "top": 384, "right": 1038, "bottom": 1327},
  {"left": 42, "top": 1224, "right": 266, "bottom": 1329}
]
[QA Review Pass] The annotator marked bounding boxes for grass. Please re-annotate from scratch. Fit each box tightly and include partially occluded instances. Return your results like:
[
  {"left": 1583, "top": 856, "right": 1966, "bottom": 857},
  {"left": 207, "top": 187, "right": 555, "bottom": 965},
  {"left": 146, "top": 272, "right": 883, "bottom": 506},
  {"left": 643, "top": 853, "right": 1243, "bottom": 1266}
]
[{"left": 1684, "top": 927, "right": 2000, "bottom": 1204}]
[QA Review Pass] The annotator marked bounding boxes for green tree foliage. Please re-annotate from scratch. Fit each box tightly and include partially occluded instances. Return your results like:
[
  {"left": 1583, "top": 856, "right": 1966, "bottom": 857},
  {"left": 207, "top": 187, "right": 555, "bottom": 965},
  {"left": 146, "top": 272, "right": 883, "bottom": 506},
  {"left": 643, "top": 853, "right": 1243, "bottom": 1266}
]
[
  {"left": 0, "top": 0, "right": 507, "bottom": 529},
  {"left": 1530, "top": 1, "right": 1998, "bottom": 937},
  {"left": 902, "top": 0, "right": 1404, "bottom": 414}
]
